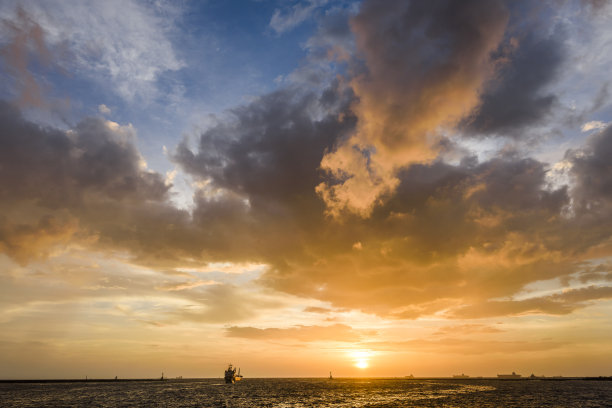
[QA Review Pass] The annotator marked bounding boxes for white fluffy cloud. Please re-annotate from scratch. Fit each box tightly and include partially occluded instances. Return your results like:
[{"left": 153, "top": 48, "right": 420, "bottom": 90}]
[{"left": 0, "top": 0, "right": 184, "bottom": 102}]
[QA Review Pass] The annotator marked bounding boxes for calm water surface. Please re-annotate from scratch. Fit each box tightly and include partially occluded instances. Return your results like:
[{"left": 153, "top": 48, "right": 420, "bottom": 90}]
[{"left": 1, "top": 378, "right": 611, "bottom": 407}]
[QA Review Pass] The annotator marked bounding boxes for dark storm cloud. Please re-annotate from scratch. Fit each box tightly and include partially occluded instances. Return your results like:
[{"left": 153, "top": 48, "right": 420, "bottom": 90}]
[
  {"left": 175, "top": 86, "right": 355, "bottom": 206},
  {"left": 569, "top": 124, "right": 612, "bottom": 212},
  {"left": 173, "top": 84, "right": 356, "bottom": 264},
  {"left": 0, "top": 100, "right": 180, "bottom": 263},
  {"left": 370, "top": 155, "right": 569, "bottom": 267},
  {"left": 462, "top": 29, "right": 565, "bottom": 137},
  {"left": 0, "top": 101, "right": 168, "bottom": 207}
]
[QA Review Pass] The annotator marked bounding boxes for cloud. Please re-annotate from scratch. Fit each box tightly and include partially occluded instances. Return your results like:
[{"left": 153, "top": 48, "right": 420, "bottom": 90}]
[
  {"left": 303, "top": 306, "right": 330, "bottom": 314},
  {"left": 461, "top": 27, "right": 566, "bottom": 137},
  {"left": 98, "top": 104, "right": 111, "bottom": 115},
  {"left": 568, "top": 124, "right": 612, "bottom": 214},
  {"left": 0, "top": 7, "right": 53, "bottom": 107},
  {"left": 0, "top": 100, "right": 178, "bottom": 264},
  {"left": 581, "top": 0, "right": 610, "bottom": 10},
  {"left": 173, "top": 83, "right": 356, "bottom": 264},
  {"left": 0, "top": 215, "right": 80, "bottom": 265},
  {"left": 269, "top": 0, "right": 328, "bottom": 35},
  {"left": 258, "top": 152, "right": 578, "bottom": 318},
  {"left": 168, "top": 284, "right": 284, "bottom": 324},
  {"left": 0, "top": 101, "right": 168, "bottom": 207},
  {"left": 433, "top": 324, "right": 504, "bottom": 336},
  {"left": 317, "top": 0, "right": 509, "bottom": 217},
  {"left": 0, "top": 0, "right": 183, "bottom": 102},
  {"left": 451, "top": 285, "right": 612, "bottom": 318},
  {"left": 2, "top": 0, "right": 612, "bottom": 326},
  {"left": 225, "top": 323, "right": 372, "bottom": 342},
  {"left": 581, "top": 120, "right": 607, "bottom": 132},
  {"left": 303, "top": 4, "right": 356, "bottom": 61},
  {"left": 362, "top": 338, "right": 566, "bottom": 355},
  {"left": 168, "top": 38, "right": 611, "bottom": 321},
  {"left": 154, "top": 280, "right": 217, "bottom": 292}
]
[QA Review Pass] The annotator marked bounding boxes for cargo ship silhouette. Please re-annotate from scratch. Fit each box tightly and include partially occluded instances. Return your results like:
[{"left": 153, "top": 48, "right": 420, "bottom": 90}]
[
  {"left": 497, "top": 371, "right": 521, "bottom": 379},
  {"left": 224, "top": 364, "right": 243, "bottom": 384}
]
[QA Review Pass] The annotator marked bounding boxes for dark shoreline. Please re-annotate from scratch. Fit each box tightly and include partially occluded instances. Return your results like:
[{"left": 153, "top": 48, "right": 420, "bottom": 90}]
[{"left": 0, "top": 379, "right": 167, "bottom": 383}]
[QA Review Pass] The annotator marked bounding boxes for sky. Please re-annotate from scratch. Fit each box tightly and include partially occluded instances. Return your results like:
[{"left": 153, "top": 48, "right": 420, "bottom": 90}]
[{"left": 0, "top": 0, "right": 611, "bottom": 379}]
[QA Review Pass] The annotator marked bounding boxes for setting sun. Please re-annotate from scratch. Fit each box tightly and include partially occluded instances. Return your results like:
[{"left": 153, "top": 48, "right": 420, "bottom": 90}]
[
  {"left": 355, "top": 360, "right": 369, "bottom": 369},
  {"left": 350, "top": 350, "right": 372, "bottom": 369}
]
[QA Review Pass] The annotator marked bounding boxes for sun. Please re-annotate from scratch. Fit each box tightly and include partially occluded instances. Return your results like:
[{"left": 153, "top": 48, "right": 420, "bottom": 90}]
[
  {"left": 350, "top": 350, "right": 372, "bottom": 369},
  {"left": 355, "top": 359, "right": 369, "bottom": 369}
]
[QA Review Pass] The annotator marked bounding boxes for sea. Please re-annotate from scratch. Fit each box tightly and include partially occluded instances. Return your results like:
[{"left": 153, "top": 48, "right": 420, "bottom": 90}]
[{"left": 1, "top": 378, "right": 611, "bottom": 407}]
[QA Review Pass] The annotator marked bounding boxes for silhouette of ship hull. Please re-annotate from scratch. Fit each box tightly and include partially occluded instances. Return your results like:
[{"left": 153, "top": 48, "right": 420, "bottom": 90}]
[{"left": 497, "top": 371, "right": 522, "bottom": 379}]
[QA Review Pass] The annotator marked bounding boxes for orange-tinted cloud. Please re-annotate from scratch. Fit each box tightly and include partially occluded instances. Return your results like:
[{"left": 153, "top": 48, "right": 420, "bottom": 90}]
[
  {"left": 317, "top": 0, "right": 509, "bottom": 217},
  {"left": 451, "top": 286, "right": 612, "bottom": 318},
  {"left": 0, "top": 214, "right": 80, "bottom": 265},
  {"left": 362, "top": 338, "right": 567, "bottom": 355},
  {"left": 226, "top": 324, "right": 374, "bottom": 343}
]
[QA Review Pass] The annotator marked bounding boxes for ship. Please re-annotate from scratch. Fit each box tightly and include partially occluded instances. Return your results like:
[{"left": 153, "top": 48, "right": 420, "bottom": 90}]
[
  {"left": 453, "top": 373, "right": 470, "bottom": 378},
  {"left": 329, "top": 371, "right": 333, "bottom": 380},
  {"left": 224, "top": 364, "right": 243, "bottom": 384},
  {"left": 497, "top": 371, "right": 522, "bottom": 379}
]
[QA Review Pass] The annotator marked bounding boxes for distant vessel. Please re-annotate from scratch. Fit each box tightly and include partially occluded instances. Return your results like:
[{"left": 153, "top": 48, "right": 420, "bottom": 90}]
[
  {"left": 329, "top": 371, "right": 333, "bottom": 380},
  {"left": 224, "top": 364, "right": 243, "bottom": 384},
  {"left": 497, "top": 372, "right": 522, "bottom": 379},
  {"left": 453, "top": 373, "right": 470, "bottom": 378}
]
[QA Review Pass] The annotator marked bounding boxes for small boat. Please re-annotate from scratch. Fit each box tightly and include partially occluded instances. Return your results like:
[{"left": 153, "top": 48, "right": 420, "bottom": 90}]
[{"left": 329, "top": 371, "right": 333, "bottom": 380}]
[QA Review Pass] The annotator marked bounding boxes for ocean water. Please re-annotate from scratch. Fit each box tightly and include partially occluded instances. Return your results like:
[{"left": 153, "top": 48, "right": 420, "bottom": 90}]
[{"left": 1, "top": 378, "right": 611, "bottom": 407}]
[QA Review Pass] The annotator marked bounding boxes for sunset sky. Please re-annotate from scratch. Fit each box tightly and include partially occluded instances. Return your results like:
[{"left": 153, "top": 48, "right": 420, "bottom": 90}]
[{"left": 1, "top": 0, "right": 612, "bottom": 379}]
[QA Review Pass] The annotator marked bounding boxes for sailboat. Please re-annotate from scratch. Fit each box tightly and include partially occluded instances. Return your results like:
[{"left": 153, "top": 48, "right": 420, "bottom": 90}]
[{"left": 329, "top": 371, "right": 333, "bottom": 380}]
